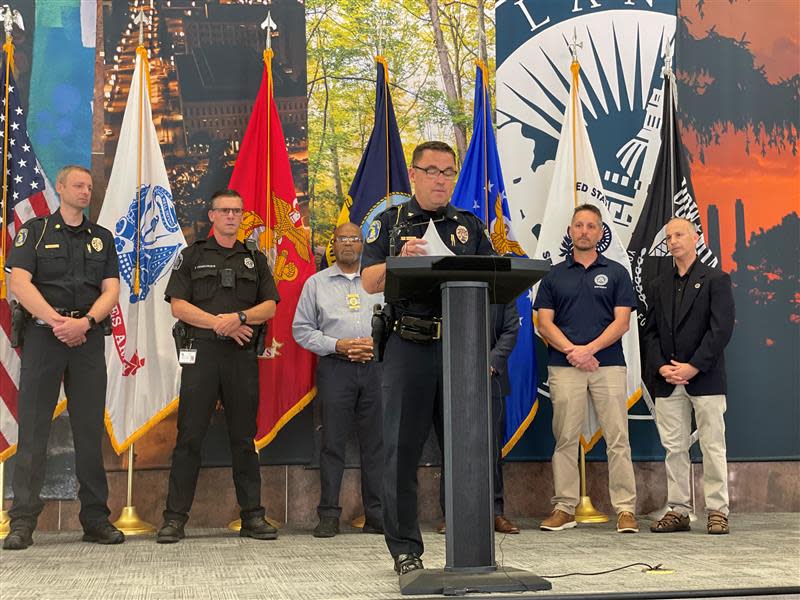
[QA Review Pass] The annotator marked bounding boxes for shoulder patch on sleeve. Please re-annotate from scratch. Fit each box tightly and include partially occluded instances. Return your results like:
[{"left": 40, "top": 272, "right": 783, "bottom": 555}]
[
  {"left": 366, "top": 220, "right": 381, "bottom": 243},
  {"left": 173, "top": 252, "right": 184, "bottom": 270},
  {"left": 14, "top": 228, "right": 28, "bottom": 247}
]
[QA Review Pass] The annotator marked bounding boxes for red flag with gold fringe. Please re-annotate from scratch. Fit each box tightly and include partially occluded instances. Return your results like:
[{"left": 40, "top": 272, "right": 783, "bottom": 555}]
[{"left": 228, "top": 49, "right": 316, "bottom": 449}]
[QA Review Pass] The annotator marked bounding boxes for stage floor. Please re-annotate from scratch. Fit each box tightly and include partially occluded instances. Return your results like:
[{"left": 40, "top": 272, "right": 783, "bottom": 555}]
[{"left": 1, "top": 513, "right": 798, "bottom": 600}]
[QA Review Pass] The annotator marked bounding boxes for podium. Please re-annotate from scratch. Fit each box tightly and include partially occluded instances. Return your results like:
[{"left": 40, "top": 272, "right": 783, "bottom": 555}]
[{"left": 385, "top": 255, "right": 552, "bottom": 596}]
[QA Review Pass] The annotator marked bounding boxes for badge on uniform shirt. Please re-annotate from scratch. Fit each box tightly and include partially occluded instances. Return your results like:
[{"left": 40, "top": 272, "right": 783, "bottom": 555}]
[
  {"left": 91, "top": 237, "right": 103, "bottom": 252},
  {"left": 244, "top": 257, "right": 255, "bottom": 269},
  {"left": 347, "top": 292, "right": 361, "bottom": 312},
  {"left": 14, "top": 228, "right": 27, "bottom": 247},
  {"left": 455, "top": 225, "right": 469, "bottom": 244},
  {"left": 594, "top": 274, "right": 609, "bottom": 287},
  {"left": 366, "top": 220, "right": 381, "bottom": 243}
]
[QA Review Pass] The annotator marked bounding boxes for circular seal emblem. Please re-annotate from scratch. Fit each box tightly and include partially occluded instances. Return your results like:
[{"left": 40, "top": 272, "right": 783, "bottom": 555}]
[
  {"left": 456, "top": 225, "right": 469, "bottom": 244},
  {"left": 14, "top": 228, "right": 27, "bottom": 247},
  {"left": 594, "top": 273, "right": 609, "bottom": 286},
  {"left": 91, "top": 237, "right": 103, "bottom": 252},
  {"left": 244, "top": 257, "right": 255, "bottom": 269},
  {"left": 366, "top": 220, "right": 381, "bottom": 244}
]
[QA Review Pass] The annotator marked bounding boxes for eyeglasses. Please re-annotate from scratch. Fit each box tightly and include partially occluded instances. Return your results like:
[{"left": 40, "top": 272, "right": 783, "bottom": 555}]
[
  {"left": 413, "top": 165, "right": 458, "bottom": 179},
  {"left": 335, "top": 235, "right": 362, "bottom": 243},
  {"left": 212, "top": 207, "right": 243, "bottom": 216}
]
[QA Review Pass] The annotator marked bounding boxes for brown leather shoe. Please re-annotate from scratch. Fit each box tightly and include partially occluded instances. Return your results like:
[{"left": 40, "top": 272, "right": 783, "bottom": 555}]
[
  {"left": 436, "top": 520, "right": 446, "bottom": 535},
  {"left": 707, "top": 511, "right": 729, "bottom": 535},
  {"left": 650, "top": 510, "right": 691, "bottom": 533},
  {"left": 494, "top": 515, "right": 520, "bottom": 534},
  {"left": 616, "top": 511, "right": 639, "bottom": 533},
  {"left": 540, "top": 509, "right": 576, "bottom": 531}
]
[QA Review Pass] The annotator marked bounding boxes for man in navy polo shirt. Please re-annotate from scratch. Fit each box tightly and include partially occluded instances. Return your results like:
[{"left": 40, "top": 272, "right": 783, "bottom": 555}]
[{"left": 533, "top": 204, "right": 639, "bottom": 534}]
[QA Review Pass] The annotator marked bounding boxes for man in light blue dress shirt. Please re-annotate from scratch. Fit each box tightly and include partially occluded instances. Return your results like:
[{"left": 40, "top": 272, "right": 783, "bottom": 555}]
[{"left": 293, "top": 222, "right": 384, "bottom": 538}]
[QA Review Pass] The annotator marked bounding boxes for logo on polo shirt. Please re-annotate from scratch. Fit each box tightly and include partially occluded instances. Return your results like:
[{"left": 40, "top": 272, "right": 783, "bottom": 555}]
[{"left": 594, "top": 273, "right": 609, "bottom": 288}]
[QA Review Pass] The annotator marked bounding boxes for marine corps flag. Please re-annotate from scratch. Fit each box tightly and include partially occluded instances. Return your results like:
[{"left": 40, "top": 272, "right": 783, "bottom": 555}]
[
  {"left": 451, "top": 61, "right": 535, "bottom": 456},
  {"left": 324, "top": 56, "right": 410, "bottom": 265},
  {"left": 533, "top": 58, "right": 642, "bottom": 452},
  {"left": 229, "top": 48, "right": 315, "bottom": 449},
  {"left": 627, "top": 60, "right": 718, "bottom": 336},
  {"left": 99, "top": 45, "right": 186, "bottom": 453}
]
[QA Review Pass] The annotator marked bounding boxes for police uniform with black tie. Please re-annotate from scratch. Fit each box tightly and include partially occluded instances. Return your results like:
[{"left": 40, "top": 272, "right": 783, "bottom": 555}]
[
  {"left": 4, "top": 211, "right": 119, "bottom": 541},
  {"left": 160, "top": 236, "right": 279, "bottom": 535},
  {"left": 360, "top": 195, "right": 494, "bottom": 562}
]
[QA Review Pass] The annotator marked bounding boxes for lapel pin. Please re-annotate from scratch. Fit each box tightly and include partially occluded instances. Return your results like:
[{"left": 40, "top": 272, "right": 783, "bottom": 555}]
[{"left": 694, "top": 283, "right": 701, "bottom": 289}]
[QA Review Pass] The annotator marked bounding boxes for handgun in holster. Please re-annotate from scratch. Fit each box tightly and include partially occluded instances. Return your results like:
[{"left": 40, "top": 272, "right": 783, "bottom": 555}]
[
  {"left": 10, "top": 300, "right": 29, "bottom": 348},
  {"left": 172, "top": 321, "right": 187, "bottom": 359},
  {"left": 371, "top": 303, "right": 392, "bottom": 362},
  {"left": 255, "top": 324, "right": 267, "bottom": 356},
  {"left": 101, "top": 316, "right": 112, "bottom": 336}
]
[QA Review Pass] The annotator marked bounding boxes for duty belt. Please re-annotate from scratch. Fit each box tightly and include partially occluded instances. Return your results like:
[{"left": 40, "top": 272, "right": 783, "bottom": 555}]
[
  {"left": 392, "top": 315, "right": 441, "bottom": 344},
  {"left": 185, "top": 325, "right": 255, "bottom": 347},
  {"left": 33, "top": 307, "right": 89, "bottom": 327}
]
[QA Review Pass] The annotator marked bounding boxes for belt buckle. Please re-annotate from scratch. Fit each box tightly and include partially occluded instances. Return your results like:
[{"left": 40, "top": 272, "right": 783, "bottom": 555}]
[{"left": 432, "top": 320, "right": 441, "bottom": 340}]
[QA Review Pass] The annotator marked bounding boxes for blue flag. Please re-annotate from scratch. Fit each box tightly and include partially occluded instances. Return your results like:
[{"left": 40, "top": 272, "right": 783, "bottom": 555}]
[
  {"left": 451, "top": 62, "right": 537, "bottom": 456},
  {"left": 325, "top": 57, "right": 411, "bottom": 265}
]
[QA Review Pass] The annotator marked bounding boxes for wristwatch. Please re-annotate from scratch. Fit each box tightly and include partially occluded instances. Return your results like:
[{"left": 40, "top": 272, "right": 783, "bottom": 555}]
[
  {"left": 85, "top": 314, "right": 97, "bottom": 329},
  {"left": 237, "top": 311, "right": 247, "bottom": 324}
]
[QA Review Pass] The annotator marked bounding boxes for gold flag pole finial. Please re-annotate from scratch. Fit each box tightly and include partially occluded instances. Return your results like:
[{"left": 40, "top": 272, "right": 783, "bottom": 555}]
[{"left": 0, "top": 4, "right": 22, "bottom": 300}]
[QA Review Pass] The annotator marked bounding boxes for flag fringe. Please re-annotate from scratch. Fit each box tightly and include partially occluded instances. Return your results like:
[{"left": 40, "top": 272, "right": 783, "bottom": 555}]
[
  {"left": 0, "top": 398, "right": 68, "bottom": 463},
  {"left": 104, "top": 396, "right": 179, "bottom": 455},
  {"left": 254, "top": 386, "right": 316, "bottom": 451}
]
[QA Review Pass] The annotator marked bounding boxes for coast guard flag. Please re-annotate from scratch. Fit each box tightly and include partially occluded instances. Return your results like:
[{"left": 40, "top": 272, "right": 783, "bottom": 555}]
[
  {"left": 533, "top": 59, "right": 642, "bottom": 452},
  {"left": 451, "top": 61, "right": 534, "bottom": 456},
  {"left": 99, "top": 46, "right": 186, "bottom": 453},
  {"left": 324, "top": 57, "right": 410, "bottom": 265}
]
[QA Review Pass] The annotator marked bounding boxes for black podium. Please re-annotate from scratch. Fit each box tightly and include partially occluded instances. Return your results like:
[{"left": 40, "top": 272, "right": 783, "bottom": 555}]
[{"left": 384, "top": 255, "right": 552, "bottom": 596}]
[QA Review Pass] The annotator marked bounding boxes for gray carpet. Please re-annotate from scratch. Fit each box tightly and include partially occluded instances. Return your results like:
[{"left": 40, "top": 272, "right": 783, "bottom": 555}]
[{"left": 1, "top": 513, "right": 798, "bottom": 600}]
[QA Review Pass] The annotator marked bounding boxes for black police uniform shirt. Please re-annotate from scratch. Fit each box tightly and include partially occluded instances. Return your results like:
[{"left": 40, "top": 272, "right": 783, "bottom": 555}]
[
  {"left": 360, "top": 195, "right": 495, "bottom": 317},
  {"left": 164, "top": 236, "right": 280, "bottom": 318},
  {"left": 6, "top": 211, "right": 119, "bottom": 309},
  {"left": 533, "top": 253, "right": 636, "bottom": 367}
]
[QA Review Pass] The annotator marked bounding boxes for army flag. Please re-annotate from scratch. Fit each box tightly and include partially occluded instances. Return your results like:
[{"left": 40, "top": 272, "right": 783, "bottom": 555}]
[
  {"left": 99, "top": 46, "right": 186, "bottom": 453},
  {"left": 451, "top": 61, "right": 535, "bottom": 456},
  {"left": 533, "top": 59, "right": 642, "bottom": 452},
  {"left": 229, "top": 48, "right": 316, "bottom": 449},
  {"left": 324, "top": 57, "right": 411, "bottom": 265}
]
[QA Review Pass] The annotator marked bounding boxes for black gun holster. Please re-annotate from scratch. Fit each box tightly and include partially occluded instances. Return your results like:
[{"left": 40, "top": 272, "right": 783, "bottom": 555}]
[{"left": 10, "top": 300, "right": 29, "bottom": 348}]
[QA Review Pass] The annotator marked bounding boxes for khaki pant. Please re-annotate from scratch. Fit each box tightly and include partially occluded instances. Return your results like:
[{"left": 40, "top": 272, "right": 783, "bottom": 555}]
[
  {"left": 655, "top": 385, "right": 729, "bottom": 516},
  {"left": 548, "top": 366, "right": 637, "bottom": 515}
]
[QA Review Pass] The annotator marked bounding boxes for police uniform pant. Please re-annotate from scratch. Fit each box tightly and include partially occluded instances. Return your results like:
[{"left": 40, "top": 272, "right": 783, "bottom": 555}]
[
  {"left": 9, "top": 323, "right": 110, "bottom": 530},
  {"left": 381, "top": 334, "right": 443, "bottom": 558},
  {"left": 316, "top": 355, "right": 382, "bottom": 524},
  {"left": 438, "top": 380, "right": 506, "bottom": 517},
  {"left": 655, "top": 385, "right": 729, "bottom": 516},
  {"left": 164, "top": 339, "right": 264, "bottom": 523},
  {"left": 548, "top": 365, "right": 637, "bottom": 515}
]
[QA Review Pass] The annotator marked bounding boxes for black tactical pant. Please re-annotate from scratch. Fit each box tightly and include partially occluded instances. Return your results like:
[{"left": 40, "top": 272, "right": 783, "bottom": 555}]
[
  {"left": 381, "top": 334, "right": 444, "bottom": 558},
  {"left": 9, "top": 324, "right": 110, "bottom": 530},
  {"left": 316, "top": 356, "right": 382, "bottom": 525},
  {"left": 164, "top": 338, "right": 264, "bottom": 523}
]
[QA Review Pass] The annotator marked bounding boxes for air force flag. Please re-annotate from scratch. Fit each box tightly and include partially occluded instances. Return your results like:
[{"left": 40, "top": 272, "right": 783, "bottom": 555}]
[{"left": 98, "top": 46, "right": 186, "bottom": 453}]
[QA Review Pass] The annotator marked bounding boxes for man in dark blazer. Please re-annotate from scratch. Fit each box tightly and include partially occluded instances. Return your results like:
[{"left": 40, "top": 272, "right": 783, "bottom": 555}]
[
  {"left": 437, "top": 300, "right": 521, "bottom": 534},
  {"left": 644, "top": 217, "right": 735, "bottom": 535}
]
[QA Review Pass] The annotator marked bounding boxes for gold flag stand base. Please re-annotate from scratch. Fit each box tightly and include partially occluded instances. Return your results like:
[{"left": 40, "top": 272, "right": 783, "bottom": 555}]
[
  {"left": 0, "top": 509, "right": 10, "bottom": 539},
  {"left": 350, "top": 514, "right": 365, "bottom": 529},
  {"left": 574, "top": 495, "right": 609, "bottom": 523},
  {"left": 228, "top": 517, "right": 282, "bottom": 532},
  {"left": 113, "top": 505, "right": 156, "bottom": 535}
]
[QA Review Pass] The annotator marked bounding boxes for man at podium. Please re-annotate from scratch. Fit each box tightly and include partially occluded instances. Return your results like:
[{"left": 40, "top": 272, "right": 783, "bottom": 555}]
[{"left": 361, "top": 141, "right": 494, "bottom": 575}]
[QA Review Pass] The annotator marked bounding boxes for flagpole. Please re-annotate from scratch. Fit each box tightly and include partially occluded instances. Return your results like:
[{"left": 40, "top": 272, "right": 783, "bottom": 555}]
[
  {"left": 0, "top": 7, "right": 20, "bottom": 300},
  {"left": 664, "top": 49, "right": 676, "bottom": 216},
  {"left": 261, "top": 11, "right": 276, "bottom": 264},
  {"left": 479, "top": 60, "right": 490, "bottom": 226},
  {"left": 568, "top": 32, "right": 608, "bottom": 523},
  {"left": 113, "top": 443, "right": 156, "bottom": 534},
  {"left": 377, "top": 56, "right": 390, "bottom": 211}
]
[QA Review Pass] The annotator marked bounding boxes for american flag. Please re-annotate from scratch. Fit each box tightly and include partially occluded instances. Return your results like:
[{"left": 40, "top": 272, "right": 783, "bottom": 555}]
[{"left": 0, "top": 52, "right": 59, "bottom": 461}]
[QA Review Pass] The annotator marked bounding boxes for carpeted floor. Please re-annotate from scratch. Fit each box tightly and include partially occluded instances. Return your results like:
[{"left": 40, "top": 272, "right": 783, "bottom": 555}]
[{"left": 1, "top": 513, "right": 798, "bottom": 600}]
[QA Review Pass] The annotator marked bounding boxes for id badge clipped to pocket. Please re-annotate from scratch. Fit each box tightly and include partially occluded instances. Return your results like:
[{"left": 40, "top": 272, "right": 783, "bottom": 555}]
[{"left": 179, "top": 348, "right": 197, "bottom": 365}]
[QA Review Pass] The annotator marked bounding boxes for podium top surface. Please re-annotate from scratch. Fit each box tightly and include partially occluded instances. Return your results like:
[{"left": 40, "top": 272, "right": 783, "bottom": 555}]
[{"left": 384, "top": 255, "right": 550, "bottom": 305}]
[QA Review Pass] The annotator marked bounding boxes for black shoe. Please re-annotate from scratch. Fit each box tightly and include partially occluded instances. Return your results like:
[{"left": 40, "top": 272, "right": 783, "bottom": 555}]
[
  {"left": 362, "top": 520, "right": 383, "bottom": 534},
  {"left": 156, "top": 520, "right": 186, "bottom": 544},
  {"left": 3, "top": 526, "right": 34, "bottom": 550},
  {"left": 394, "top": 553, "right": 424, "bottom": 575},
  {"left": 313, "top": 516, "right": 339, "bottom": 538},
  {"left": 82, "top": 521, "right": 125, "bottom": 545},
  {"left": 240, "top": 516, "right": 278, "bottom": 540}
]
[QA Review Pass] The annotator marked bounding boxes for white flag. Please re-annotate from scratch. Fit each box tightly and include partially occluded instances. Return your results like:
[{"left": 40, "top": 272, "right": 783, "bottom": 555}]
[
  {"left": 98, "top": 48, "right": 186, "bottom": 453},
  {"left": 533, "top": 61, "right": 642, "bottom": 452}
]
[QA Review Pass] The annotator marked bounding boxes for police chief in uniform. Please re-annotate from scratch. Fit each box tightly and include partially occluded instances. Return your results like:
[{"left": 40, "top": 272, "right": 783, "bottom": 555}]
[
  {"left": 156, "top": 189, "right": 280, "bottom": 544},
  {"left": 361, "top": 141, "right": 494, "bottom": 575},
  {"left": 3, "top": 165, "right": 123, "bottom": 550}
]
